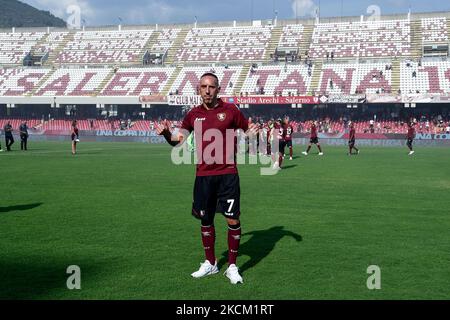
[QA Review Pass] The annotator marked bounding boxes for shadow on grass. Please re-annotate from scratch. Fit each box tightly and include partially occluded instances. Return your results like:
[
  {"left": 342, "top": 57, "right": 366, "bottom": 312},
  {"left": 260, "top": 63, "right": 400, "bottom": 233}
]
[
  {"left": 280, "top": 164, "right": 297, "bottom": 170},
  {"left": 218, "top": 226, "right": 302, "bottom": 274},
  {"left": 0, "top": 203, "right": 43, "bottom": 213},
  {"left": 0, "top": 257, "right": 105, "bottom": 299}
]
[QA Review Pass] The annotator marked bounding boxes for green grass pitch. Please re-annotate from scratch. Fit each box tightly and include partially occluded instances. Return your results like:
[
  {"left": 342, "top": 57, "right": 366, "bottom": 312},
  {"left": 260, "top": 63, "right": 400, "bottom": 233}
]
[{"left": 0, "top": 141, "right": 449, "bottom": 299}]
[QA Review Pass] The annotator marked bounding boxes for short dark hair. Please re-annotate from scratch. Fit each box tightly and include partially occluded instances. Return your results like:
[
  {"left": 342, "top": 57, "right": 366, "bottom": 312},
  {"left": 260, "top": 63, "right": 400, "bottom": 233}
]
[{"left": 200, "top": 72, "right": 219, "bottom": 85}]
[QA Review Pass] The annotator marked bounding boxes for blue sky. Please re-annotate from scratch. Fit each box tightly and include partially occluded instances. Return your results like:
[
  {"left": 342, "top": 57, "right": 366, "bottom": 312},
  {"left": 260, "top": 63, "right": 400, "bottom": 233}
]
[{"left": 21, "top": 0, "right": 450, "bottom": 26}]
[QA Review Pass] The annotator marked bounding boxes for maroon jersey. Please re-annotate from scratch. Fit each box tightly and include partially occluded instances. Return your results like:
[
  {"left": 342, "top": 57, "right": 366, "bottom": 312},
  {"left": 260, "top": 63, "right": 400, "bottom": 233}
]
[
  {"left": 266, "top": 124, "right": 272, "bottom": 143},
  {"left": 310, "top": 124, "right": 318, "bottom": 138},
  {"left": 407, "top": 126, "right": 415, "bottom": 139},
  {"left": 349, "top": 127, "right": 355, "bottom": 140},
  {"left": 181, "top": 98, "right": 248, "bottom": 177},
  {"left": 284, "top": 124, "right": 293, "bottom": 141},
  {"left": 72, "top": 126, "right": 79, "bottom": 138},
  {"left": 274, "top": 123, "right": 285, "bottom": 141}
]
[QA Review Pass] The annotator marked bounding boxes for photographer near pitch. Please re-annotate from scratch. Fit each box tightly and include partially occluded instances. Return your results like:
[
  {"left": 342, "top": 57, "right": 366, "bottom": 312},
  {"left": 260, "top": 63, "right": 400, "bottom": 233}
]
[
  {"left": 3, "top": 121, "right": 14, "bottom": 151},
  {"left": 20, "top": 121, "right": 29, "bottom": 151}
]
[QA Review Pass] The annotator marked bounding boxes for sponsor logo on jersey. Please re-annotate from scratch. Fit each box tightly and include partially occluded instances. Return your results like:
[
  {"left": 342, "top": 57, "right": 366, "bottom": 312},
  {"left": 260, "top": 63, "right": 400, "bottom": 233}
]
[{"left": 195, "top": 117, "right": 206, "bottom": 121}]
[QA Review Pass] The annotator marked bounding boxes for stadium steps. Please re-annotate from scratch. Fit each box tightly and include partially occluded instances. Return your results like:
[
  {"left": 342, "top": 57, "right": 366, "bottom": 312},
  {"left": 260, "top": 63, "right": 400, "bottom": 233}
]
[
  {"left": 30, "top": 33, "right": 50, "bottom": 55},
  {"left": 391, "top": 59, "right": 401, "bottom": 93},
  {"left": 164, "top": 28, "right": 189, "bottom": 65},
  {"left": 27, "top": 68, "right": 57, "bottom": 96},
  {"left": 233, "top": 64, "right": 251, "bottom": 95},
  {"left": 264, "top": 26, "right": 283, "bottom": 60},
  {"left": 94, "top": 69, "right": 117, "bottom": 96},
  {"left": 46, "top": 32, "right": 75, "bottom": 66},
  {"left": 309, "top": 60, "right": 322, "bottom": 95},
  {"left": 410, "top": 20, "right": 423, "bottom": 59},
  {"left": 298, "top": 24, "right": 314, "bottom": 58},
  {"left": 140, "top": 31, "right": 160, "bottom": 61},
  {"left": 448, "top": 17, "right": 450, "bottom": 42},
  {"left": 161, "top": 65, "right": 183, "bottom": 95}
]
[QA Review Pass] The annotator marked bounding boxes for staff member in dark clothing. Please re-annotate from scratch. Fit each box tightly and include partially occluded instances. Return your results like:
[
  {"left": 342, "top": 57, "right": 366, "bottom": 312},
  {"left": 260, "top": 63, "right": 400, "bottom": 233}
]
[
  {"left": 4, "top": 121, "right": 14, "bottom": 151},
  {"left": 20, "top": 121, "right": 29, "bottom": 151}
]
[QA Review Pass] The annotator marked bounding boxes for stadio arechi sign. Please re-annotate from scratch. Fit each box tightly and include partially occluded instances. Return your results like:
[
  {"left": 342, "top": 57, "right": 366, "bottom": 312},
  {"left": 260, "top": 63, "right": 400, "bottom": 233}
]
[{"left": 139, "top": 95, "right": 321, "bottom": 105}]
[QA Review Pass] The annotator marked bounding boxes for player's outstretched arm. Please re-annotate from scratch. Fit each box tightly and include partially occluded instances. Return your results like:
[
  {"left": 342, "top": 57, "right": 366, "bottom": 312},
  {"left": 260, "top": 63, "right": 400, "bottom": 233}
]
[
  {"left": 156, "top": 120, "right": 184, "bottom": 147},
  {"left": 245, "top": 122, "right": 260, "bottom": 138}
]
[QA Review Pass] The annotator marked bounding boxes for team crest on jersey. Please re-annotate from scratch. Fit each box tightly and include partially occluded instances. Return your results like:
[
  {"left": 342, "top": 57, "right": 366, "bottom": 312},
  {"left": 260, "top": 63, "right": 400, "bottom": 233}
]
[{"left": 217, "top": 113, "right": 226, "bottom": 121}]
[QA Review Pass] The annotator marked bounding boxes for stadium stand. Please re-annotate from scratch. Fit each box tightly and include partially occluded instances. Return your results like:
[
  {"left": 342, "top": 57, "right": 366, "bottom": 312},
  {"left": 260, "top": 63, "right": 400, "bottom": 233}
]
[
  {"left": 100, "top": 67, "right": 176, "bottom": 96},
  {"left": 309, "top": 19, "right": 411, "bottom": 59},
  {"left": 32, "top": 32, "right": 70, "bottom": 55},
  {"left": 55, "top": 30, "right": 153, "bottom": 64},
  {"left": 318, "top": 62, "right": 393, "bottom": 94},
  {"left": 169, "top": 65, "right": 243, "bottom": 95},
  {"left": 175, "top": 26, "right": 272, "bottom": 62},
  {"left": 421, "top": 17, "right": 448, "bottom": 43},
  {"left": 0, "top": 32, "right": 46, "bottom": 64},
  {"left": 151, "top": 29, "right": 181, "bottom": 53},
  {"left": 240, "top": 64, "right": 313, "bottom": 95},
  {"left": 0, "top": 118, "right": 41, "bottom": 129},
  {"left": 1, "top": 12, "right": 450, "bottom": 140},
  {"left": 400, "top": 60, "right": 450, "bottom": 94},
  {"left": 34, "top": 68, "right": 112, "bottom": 96},
  {"left": 0, "top": 68, "right": 52, "bottom": 95},
  {"left": 278, "top": 24, "right": 304, "bottom": 49}
]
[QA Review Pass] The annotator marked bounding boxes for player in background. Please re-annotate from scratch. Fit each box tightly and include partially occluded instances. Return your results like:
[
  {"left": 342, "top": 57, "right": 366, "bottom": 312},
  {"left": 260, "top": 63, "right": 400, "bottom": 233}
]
[
  {"left": 156, "top": 72, "right": 258, "bottom": 284},
  {"left": 407, "top": 121, "right": 416, "bottom": 155},
  {"left": 273, "top": 118, "right": 286, "bottom": 170},
  {"left": 302, "top": 121, "right": 323, "bottom": 156},
  {"left": 347, "top": 121, "right": 359, "bottom": 155},
  {"left": 256, "top": 119, "right": 264, "bottom": 156},
  {"left": 266, "top": 119, "right": 274, "bottom": 156},
  {"left": 246, "top": 117, "right": 257, "bottom": 155},
  {"left": 71, "top": 120, "right": 79, "bottom": 155},
  {"left": 283, "top": 117, "right": 294, "bottom": 160}
]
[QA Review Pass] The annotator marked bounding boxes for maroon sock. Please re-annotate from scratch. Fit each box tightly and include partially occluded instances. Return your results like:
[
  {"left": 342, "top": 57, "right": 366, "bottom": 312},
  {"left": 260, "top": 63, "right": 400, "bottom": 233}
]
[
  {"left": 289, "top": 147, "right": 293, "bottom": 157},
  {"left": 201, "top": 225, "right": 216, "bottom": 265},
  {"left": 278, "top": 154, "right": 283, "bottom": 167},
  {"left": 228, "top": 224, "right": 241, "bottom": 265},
  {"left": 318, "top": 144, "right": 322, "bottom": 152},
  {"left": 306, "top": 145, "right": 311, "bottom": 153}
]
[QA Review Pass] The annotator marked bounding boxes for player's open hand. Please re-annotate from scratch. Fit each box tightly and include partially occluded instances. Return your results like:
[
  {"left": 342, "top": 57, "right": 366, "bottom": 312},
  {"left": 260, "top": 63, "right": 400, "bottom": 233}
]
[
  {"left": 155, "top": 120, "right": 170, "bottom": 135},
  {"left": 246, "top": 122, "right": 259, "bottom": 137}
]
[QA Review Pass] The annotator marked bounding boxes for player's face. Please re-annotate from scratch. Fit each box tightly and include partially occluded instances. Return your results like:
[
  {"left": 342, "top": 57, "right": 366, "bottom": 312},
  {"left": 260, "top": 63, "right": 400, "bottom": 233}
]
[{"left": 199, "top": 76, "right": 220, "bottom": 107}]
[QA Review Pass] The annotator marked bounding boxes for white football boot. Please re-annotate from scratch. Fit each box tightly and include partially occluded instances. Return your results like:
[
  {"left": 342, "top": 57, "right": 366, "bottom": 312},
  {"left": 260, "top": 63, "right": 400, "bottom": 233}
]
[
  {"left": 191, "top": 260, "right": 219, "bottom": 278},
  {"left": 224, "top": 264, "right": 243, "bottom": 284}
]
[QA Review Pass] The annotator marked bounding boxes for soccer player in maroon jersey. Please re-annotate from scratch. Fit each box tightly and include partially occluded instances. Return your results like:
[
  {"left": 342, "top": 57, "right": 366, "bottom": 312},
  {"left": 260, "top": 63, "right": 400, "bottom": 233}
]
[
  {"left": 156, "top": 72, "right": 258, "bottom": 284},
  {"left": 266, "top": 119, "right": 273, "bottom": 156},
  {"left": 407, "top": 121, "right": 415, "bottom": 155},
  {"left": 348, "top": 121, "right": 359, "bottom": 155},
  {"left": 272, "top": 118, "right": 286, "bottom": 170},
  {"left": 71, "top": 120, "right": 79, "bottom": 155},
  {"left": 283, "top": 116, "right": 294, "bottom": 160},
  {"left": 302, "top": 121, "right": 323, "bottom": 156}
]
